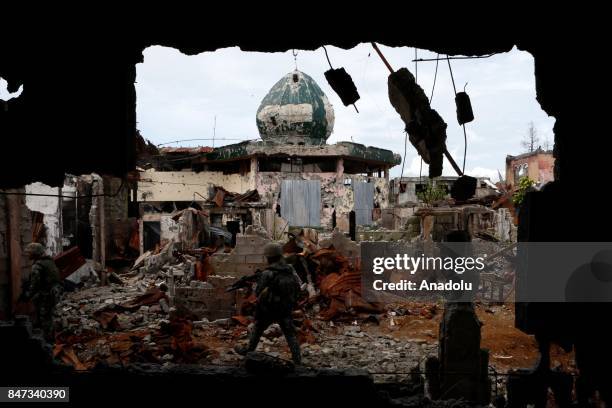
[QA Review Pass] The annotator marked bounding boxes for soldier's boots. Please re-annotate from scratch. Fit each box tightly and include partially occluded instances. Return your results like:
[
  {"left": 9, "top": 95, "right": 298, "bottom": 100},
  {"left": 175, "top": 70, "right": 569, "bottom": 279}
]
[
  {"left": 235, "top": 318, "right": 302, "bottom": 365},
  {"left": 234, "top": 344, "right": 249, "bottom": 356},
  {"left": 287, "top": 338, "right": 302, "bottom": 365}
]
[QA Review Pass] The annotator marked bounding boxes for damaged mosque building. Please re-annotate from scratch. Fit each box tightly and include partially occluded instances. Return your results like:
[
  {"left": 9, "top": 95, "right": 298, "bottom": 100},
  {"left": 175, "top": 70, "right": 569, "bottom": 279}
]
[{"left": 137, "top": 70, "right": 401, "bottom": 245}]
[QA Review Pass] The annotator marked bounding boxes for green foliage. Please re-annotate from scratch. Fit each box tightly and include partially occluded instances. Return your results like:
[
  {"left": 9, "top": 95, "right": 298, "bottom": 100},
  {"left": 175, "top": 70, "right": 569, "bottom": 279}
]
[
  {"left": 512, "top": 176, "right": 535, "bottom": 206},
  {"left": 417, "top": 180, "right": 448, "bottom": 205}
]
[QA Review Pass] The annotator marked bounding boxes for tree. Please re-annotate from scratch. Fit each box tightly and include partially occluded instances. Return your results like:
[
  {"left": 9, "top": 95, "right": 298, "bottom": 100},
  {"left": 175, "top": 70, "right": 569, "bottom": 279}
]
[
  {"left": 521, "top": 121, "right": 540, "bottom": 153},
  {"left": 417, "top": 180, "right": 447, "bottom": 206},
  {"left": 512, "top": 176, "right": 535, "bottom": 207}
]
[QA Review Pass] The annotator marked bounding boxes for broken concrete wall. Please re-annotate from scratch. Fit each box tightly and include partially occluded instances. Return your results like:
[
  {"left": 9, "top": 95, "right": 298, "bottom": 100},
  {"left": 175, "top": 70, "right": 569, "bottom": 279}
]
[
  {"left": 139, "top": 213, "right": 180, "bottom": 253},
  {"left": 505, "top": 149, "right": 555, "bottom": 188},
  {"left": 464, "top": 207, "right": 495, "bottom": 237},
  {"left": 137, "top": 169, "right": 254, "bottom": 202},
  {"left": 257, "top": 209, "right": 288, "bottom": 240},
  {"left": 256, "top": 172, "right": 390, "bottom": 231},
  {"left": 0, "top": 189, "right": 32, "bottom": 319},
  {"left": 60, "top": 177, "right": 77, "bottom": 249},
  {"left": 493, "top": 207, "right": 516, "bottom": 242},
  {"left": 172, "top": 233, "right": 271, "bottom": 319},
  {"left": 319, "top": 229, "right": 360, "bottom": 262},
  {"left": 380, "top": 207, "right": 416, "bottom": 230},
  {"left": 103, "top": 176, "right": 128, "bottom": 222},
  {"left": 416, "top": 206, "right": 500, "bottom": 241},
  {"left": 24, "top": 182, "right": 63, "bottom": 256},
  {"left": 88, "top": 175, "right": 130, "bottom": 264},
  {"left": 89, "top": 174, "right": 105, "bottom": 265},
  {"left": 174, "top": 275, "right": 238, "bottom": 320},
  {"left": 161, "top": 214, "right": 179, "bottom": 245},
  {"left": 392, "top": 176, "right": 497, "bottom": 206},
  {"left": 209, "top": 234, "right": 270, "bottom": 278}
]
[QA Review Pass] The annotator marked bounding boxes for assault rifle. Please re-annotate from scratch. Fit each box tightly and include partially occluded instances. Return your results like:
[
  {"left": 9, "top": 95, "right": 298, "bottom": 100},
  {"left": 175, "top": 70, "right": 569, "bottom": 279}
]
[{"left": 225, "top": 269, "right": 263, "bottom": 292}]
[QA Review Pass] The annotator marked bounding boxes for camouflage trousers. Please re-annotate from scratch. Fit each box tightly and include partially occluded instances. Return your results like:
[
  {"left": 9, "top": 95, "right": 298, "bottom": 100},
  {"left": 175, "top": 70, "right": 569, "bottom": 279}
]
[
  {"left": 247, "top": 315, "right": 301, "bottom": 364},
  {"left": 33, "top": 297, "right": 56, "bottom": 341}
]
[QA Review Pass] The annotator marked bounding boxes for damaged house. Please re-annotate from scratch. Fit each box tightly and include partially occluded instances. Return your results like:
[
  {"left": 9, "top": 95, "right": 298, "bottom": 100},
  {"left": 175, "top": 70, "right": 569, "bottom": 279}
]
[
  {"left": 390, "top": 175, "right": 499, "bottom": 206},
  {"left": 505, "top": 148, "right": 554, "bottom": 189}
]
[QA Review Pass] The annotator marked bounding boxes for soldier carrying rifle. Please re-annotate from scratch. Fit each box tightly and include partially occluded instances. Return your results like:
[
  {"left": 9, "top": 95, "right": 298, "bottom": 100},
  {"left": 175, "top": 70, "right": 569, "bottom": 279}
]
[{"left": 233, "top": 243, "right": 302, "bottom": 364}]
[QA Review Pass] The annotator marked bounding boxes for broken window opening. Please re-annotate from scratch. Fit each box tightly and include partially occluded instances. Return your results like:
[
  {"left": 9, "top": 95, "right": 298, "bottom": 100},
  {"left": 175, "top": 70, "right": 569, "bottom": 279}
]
[
  {"left": 258, "top": 157, "right": 336, "bottom": 173},
  {"left": 202, "top": 159, "right": 250, "bottom": 175},
  {"left": 142, "top": 221, "right": 161, "bottom": 252},
  {"left": 415, "top": 183, "right": 427, "bottom": 194}
]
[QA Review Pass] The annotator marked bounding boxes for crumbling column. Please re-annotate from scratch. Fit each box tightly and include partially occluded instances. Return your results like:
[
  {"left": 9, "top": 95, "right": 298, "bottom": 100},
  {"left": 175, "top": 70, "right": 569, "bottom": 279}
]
[
  {"left": 336, "top": 158, "right": 344, "bottom": 183},
  {"left": 250, "top": 157, "right": 258, "bottom": 189},
  {"left": 421, "top": 215, "right": 435, "bottom": 241},
  {"left": 89, "top": 174, "right": 106, "bottom": 267}
]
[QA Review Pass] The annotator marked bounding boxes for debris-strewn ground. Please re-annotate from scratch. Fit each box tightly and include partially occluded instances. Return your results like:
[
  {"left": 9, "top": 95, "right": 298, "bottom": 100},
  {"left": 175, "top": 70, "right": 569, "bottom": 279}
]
[{"left": 52, "top": 273, "right": 575, "bottom": 387}]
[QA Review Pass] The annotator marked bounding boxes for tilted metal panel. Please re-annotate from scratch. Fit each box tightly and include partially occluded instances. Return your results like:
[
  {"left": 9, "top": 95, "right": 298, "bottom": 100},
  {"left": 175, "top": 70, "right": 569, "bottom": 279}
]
[
  {"left": 354, "top": 181, "right": 374, "bottom": 225},
  {"left": 280, "top": 180, "right": 321, "bottom": 227}
]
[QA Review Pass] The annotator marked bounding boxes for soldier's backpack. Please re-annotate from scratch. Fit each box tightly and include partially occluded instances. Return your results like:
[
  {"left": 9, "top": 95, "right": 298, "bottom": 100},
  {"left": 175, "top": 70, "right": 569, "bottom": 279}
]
[{"left": 260, "top": 266, "right": 300, "bottom": 313}]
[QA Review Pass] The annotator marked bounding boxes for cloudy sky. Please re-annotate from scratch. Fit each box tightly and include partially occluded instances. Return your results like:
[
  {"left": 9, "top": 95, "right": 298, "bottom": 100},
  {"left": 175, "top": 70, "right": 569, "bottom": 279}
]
[{"left": 130, "top": 44, "right": 554, "bottom": 180}]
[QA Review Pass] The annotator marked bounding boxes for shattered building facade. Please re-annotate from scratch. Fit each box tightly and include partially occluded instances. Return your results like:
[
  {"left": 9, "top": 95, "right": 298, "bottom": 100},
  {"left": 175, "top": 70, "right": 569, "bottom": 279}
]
[
  {"left": 390, "top": 175, "right": 499, "bottom": 206},
  {"left": 137, "top": 70, "right": 401, "bottom": 248}
]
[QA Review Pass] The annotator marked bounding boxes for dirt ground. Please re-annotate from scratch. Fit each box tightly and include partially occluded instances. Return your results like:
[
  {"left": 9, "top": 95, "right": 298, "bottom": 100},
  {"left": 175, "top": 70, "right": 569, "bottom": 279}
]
[
  {"left": 189, "top": 301, "right": 576, "bottom": 379},
  {"left": 53, "top": 281, "right": 576, "bottom": 382},
  {"left": 375, "top": 302, "right": 575, "bottom": 372}
]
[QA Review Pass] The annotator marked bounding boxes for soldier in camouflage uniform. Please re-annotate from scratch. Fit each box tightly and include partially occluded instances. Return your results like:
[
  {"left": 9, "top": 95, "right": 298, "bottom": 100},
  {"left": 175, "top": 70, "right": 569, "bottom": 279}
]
[
  {"left": 23, "top": 243, "right": 61, "bottom": 341},
  {"left": 235, "top": 243, "right": 302, "bottom": 364}
]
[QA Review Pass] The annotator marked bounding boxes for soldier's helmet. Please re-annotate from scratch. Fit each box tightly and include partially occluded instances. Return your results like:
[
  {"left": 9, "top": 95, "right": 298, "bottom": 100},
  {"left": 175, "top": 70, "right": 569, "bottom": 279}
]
[
  {"left": 263, "top": 243, "right": 283, "bottom": 258},
  {"left": 25, "top": 242, "right": 46, "bottom": 258}
]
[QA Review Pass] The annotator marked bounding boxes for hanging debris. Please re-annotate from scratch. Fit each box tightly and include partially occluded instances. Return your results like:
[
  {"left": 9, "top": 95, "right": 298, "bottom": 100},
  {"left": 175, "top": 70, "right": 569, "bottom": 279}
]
[
  {"left": 370, "top": 42, "right": 457, "bottom": 178},
  {"left": 388, "top": 68, "right": 448, "bottom": 177},
  {"left": 455, "top": 91, "right": 474, "bottom": 125},
  {"left": 207, "top": 186, "right": 260, "bottom": 207},
  {"left": 451, "top": 175, "right": 477, "bottom": 201},
  {"left": 324, "top": 68, "right": 360, "bottom": 109},
  {"left": 322, "top": 46, "right": 360, "bottom": 112}
]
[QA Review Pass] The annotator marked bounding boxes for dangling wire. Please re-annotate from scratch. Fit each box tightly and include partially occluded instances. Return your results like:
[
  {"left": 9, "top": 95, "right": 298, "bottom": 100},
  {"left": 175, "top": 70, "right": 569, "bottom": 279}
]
[
  {"left": 414, "top": 48, "right": 418, "bottom": 83},
  {"left": 446, "top": 55, "right": 458, "bottom": 95},
  {"left": 415, "top": 47, "right": 423, "bottom": 184},
  {"left": 430, "top": 53, "right": 439, "bottom": 103},
  {"left": 419, "top": 156, "right": 423, "bottom": 185},
  {"left": 447, "top": 55, "right": 468, "bottom": 173},
  {"left": 323, "top": 46, "right": 359, "bottom": 113},
  {"left": 292, "top": 49, "right": 298, "bottom": 70},
  {"left": 400, "top": 131, "right": 408, "bottom": 180},
  {"left": 461, "top": 127, "right": 468, "bottom": 173},
  {"left": 322, "top": 46, "right": 333, "bottom": 69},
  {"left": 422, "top": 53, "right": 440, "bottom": 182}
]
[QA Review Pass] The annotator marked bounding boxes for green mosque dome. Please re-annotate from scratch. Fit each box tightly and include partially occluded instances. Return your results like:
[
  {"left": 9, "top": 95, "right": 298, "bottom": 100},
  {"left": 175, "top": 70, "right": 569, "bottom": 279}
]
[{"left": 256, "top": 70, "right": 334, "bottom": 145}]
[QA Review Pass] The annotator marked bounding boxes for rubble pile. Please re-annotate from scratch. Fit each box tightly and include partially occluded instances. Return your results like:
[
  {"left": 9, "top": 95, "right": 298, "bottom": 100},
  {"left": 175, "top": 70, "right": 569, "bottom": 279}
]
[
  {"left": 53, "top": 272, "right": 209, "bottom": 368},
  {"left": 50, "top": 228, "right": 443, "bottom": 381},
  {"left": 208, "top": 186, "right": 261, "bottom": 207},
  {"left": 48, "top": 220, "right": 522, "bottom": 394}
]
